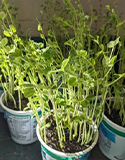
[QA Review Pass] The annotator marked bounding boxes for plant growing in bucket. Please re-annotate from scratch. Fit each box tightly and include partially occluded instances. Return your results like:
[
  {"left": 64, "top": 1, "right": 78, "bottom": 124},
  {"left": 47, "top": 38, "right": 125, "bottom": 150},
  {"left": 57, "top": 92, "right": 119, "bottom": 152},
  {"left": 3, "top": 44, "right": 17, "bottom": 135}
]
[
  {"left": 40, "top": 1, "right": 125, "bottom": 159},
  {"left": 0, "top": 0, "right": 18, "bottom": 112},
  {"left": 99, "top": 53, "right": 125, "bottom": 159},
  {"left": 0, "top": 0, "right": 41, "bottom": 145},
  {"left": 19, "top": 16, "right": 122, "bottom": 159},
  {"left": 98, "top": 4, "right": 125, "bottom": 160},
  {"left": 99, "top": 83, "right": 125, "bottom": 160}
]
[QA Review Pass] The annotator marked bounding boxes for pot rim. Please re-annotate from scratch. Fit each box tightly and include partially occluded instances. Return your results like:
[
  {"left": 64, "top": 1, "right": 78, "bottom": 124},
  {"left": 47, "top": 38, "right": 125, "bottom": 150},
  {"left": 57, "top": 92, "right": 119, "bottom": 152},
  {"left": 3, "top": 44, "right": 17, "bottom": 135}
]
[
  {"left": 103, "top": 114, "right": 125, "bottom": 132},
  {"left": 36, "top": 117, "right": 99, "bottom": 158},
  {"left": 0, "top": 91, "right": 38, "bottom": 115},
  {"left": 104, "top": 96, "right": 125, "bottom": 131}
]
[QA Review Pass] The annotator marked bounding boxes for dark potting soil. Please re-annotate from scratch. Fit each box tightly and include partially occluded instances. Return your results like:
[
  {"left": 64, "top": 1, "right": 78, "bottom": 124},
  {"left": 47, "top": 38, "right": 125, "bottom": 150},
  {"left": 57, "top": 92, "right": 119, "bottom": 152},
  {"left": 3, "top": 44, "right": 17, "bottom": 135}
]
[
  {"left": 4, "top": 92, "right": 29, "bottom": 111},
  {"left": 45, "top": 115, "right": 93, "bottom": 153},
  {"left": 105, "top": 102, "right": 125, "bottom": 127}
]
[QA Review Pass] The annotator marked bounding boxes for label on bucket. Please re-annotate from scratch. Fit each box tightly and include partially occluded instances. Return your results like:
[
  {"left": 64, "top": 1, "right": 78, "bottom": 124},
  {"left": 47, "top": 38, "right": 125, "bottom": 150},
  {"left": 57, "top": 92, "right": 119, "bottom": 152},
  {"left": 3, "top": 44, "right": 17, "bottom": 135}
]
[
  {"left": 99, "top": 123, "right": 113, "bottom": 154},
  {"left": 6, "top": 110, "right": 41, "bottom": 144},
  {"left": 41, "top": 145, "right": 90, "bottom": 160},
  {"left": 100, "top": 122, "right": 115, "bottom": 143},
  {"left": 99, "top": 121, "right": 125, "bottom": 160}
]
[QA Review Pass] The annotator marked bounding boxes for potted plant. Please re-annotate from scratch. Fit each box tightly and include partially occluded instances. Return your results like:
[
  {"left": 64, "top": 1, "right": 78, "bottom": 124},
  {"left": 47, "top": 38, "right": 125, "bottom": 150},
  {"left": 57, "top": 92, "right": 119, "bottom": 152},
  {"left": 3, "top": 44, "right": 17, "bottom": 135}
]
[
  {"left": 96, "top": 3, "right": 125, "bottom": 160},
  {"left": 0, "top": 0, "right": 41, "bottom": 144},
  {"left": 99, "top": 46, "right": 125, "bottom": 159},
  {"left": 17, "top": 0, "right": 124, "bottom": 159},
  {"left": 18, "top": 5, "right": 123, "bottom": 155},
  {"left": 0, "top": 0, "right": 18, "bottom": 113}
]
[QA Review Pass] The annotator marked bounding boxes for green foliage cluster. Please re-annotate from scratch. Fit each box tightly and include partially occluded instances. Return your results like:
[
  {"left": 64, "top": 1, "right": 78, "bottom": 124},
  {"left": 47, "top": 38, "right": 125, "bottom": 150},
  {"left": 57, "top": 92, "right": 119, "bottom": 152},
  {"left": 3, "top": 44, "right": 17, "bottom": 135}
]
[
  {"left": 0, "top": 0, "right": 125, "bottom": 150},
  {"left": 41, "top": 0, "right": 125, "bottom": 127}
]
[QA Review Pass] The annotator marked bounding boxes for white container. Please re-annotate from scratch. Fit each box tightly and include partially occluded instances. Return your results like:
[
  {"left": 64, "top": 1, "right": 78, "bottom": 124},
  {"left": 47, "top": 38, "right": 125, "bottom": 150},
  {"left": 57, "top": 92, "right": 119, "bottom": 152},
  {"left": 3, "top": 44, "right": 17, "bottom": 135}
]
[
  {"left": 99, "top": 114, "right": 125, "bottom": 160},
  {"left": 36, "top": 118, "right": 99, "bottom": 160},
  {"left": 0, "top": 84, "right": 4, "bottom": 112},
  {"left": 0, "top": 92, "right": 41, "bottom": 145}
]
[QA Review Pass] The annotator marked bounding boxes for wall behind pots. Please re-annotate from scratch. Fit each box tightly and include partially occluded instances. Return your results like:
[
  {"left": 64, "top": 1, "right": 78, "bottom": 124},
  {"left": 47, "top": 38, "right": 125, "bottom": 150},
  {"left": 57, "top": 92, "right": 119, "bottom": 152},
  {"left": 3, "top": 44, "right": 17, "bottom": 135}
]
[{"left": 0, "top": 0, "right": 125, "bottom": 37}]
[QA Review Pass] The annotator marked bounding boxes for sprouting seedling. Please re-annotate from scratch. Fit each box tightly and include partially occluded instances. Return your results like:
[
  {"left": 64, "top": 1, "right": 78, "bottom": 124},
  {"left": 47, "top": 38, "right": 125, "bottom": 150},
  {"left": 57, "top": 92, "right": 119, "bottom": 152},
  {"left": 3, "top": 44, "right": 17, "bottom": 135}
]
[{"left": 0, "top": 1, "right": 29, "bottom": 110}]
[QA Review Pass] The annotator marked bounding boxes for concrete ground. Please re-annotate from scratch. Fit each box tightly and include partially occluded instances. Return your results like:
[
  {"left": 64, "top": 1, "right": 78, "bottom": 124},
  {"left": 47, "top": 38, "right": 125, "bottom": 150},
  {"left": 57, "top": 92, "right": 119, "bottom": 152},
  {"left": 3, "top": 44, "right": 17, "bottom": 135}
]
[{"left": 0, "top": 112, "right": 109, "bottom": 160}]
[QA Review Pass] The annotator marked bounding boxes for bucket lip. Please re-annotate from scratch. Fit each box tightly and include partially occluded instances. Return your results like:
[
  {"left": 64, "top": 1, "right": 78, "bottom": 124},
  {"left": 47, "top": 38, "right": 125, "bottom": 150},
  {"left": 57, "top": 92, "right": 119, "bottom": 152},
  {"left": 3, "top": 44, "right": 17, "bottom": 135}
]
[
  {"left": 103, "top": 114, "right": 125, "bottom": 132},
  {"left": 104, "top": 96, "right": 125, "bottom": 132},
  {"left": 0, "top": 91, "right": 35, "bottom": 115},
  {"left": 36, "top": 118, "right": 99, "bottom": 158}
]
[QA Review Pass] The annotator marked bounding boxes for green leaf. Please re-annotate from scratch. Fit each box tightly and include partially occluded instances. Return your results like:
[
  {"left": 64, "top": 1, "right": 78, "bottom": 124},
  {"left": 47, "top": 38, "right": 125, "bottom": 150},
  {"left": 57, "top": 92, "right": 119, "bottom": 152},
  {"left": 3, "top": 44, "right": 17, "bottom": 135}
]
[
  {"left": 4, "top": 30, "right": 12, "bottom": 37},
  {"left": 43, "top": 67, "right": 51, "bottom": 75},
  {"left": 102, "top": 56, "right": 109, "bottom": 67},
  {"left": 23, "top": 88, "right": 35, "bottom": 98},
  {"left": 0, "top": 11, "right": 6, "bottom": 21},
  {"left": 9, "top": 25, "right": 16, "bottom": 33},
  {"left": 57, "top": 17, "right": 63, "bottom": 22},
  {"left": 57, "top": 99, "right": 66, "bottom": 106},
  {"left": 42, "top": 94, "right": 49, "bottom": 101},
  {"left": 86, "top": 94, "right": 95, "bottom": 101},
  {"left": 22, "top": 83, "right": 34, "bottom": 88},
  {"left": 71, "top": 116, "right": 80, "bottom": 122},
  {"left": 43, "top": 48, "right": 54, "bottom": 60},
  {"left": 40, "top": 33, "right": 45, "bottom": 41},
  {"left": 79, "top": 50, "right": 87, "bottom": 57},
  {"left": 64, "top": 39, "right": 73, "bottom": 47},
  {"left": 61, "top": 83, "right": 68, "bottom": 88},
  {"left": 71, "top": 114, "right": 87, "bottom": 122},
  {"left": 98, "top": 78, "right": 104, "bottom": 85},
  {"left": 110, "top": 55, "right": 117, "bottom": 65},
  {"left": 62, "top": 20, "right": 69, "bottom": 27},
  {"left": 81, "top": 101, "right": 88, "bottom": 108},
  {"left": 96, "top": 51, "right": 102, "bottom": 57},
  {"left": 61, "top": 57, "right": 70, "bottom": 69},
  {"left": 9, "top": 49, "right": 22, "bottom": 60},
  {"left": 116, "top": 21, "right": 125, "bottom": 28},
  {"left": 48, "top": 30, "right": 54, "bottom": 38},
  {"left": 38, "top": 24, "right": 43, "bottom": 31},
  {"left": 0, "top": 38, "right": 8, "bottom": 48},
  {"left": 106, "top": 5, "right": 110, "bottom": 10},
  {"left": 93, "top": 36, "right": 99, "bottom": 45},
  {"left": 107, "top": 41, "right": 115, "bottom": 48},
  {"left": 118, "top": 73, "right": 125, "bottom": 78},
  {"left": 107, "top": 37, "right": 120, "bottom": 48},
  {"left": 68, "top": 77, "right": 77, "bottom": 86},
  {"left": 65, "top": 105, "right": 73, "bottom": 110}
]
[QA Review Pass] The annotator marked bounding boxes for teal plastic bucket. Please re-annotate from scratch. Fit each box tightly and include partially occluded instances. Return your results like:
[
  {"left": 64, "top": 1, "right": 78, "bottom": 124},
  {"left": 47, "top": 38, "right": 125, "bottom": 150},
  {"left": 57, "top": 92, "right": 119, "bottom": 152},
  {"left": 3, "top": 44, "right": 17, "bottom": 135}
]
[
  {"left": 99, "top": 114, "right": 125, "bottom": 160},
  {"left": 36, "top": 120, "right": 98, "bottom": 160},
  {"left": 0, "top": 92, "right": 41, "bottom": 144}
]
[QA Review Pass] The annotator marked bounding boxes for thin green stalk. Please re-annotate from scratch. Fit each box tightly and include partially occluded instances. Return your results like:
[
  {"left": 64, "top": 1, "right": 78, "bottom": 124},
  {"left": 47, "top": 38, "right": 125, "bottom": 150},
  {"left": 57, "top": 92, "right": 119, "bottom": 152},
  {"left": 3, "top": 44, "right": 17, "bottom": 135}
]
[
  {"left": 81, "top": 121, "right": 87, "bottom": 145},
  {"left": 49, "top": 89, "right": 63, "bottom": 148},
  {"left": 18, "top": 90, "right": 21, "bottom": 111},
  {"left": 77, "top": 121, "right": 82, "bottom": 143}
]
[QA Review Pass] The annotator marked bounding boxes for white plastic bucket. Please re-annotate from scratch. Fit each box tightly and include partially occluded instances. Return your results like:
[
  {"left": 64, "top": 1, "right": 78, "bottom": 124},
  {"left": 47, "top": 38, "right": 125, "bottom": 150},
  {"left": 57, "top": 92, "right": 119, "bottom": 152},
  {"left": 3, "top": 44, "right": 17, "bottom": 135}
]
[
  {"left": 99, "top": 114, "right": 125, "bottom": 160},
  {"left": 0, "top": 84, "right": 4, "bottom": 112},
  {"left": 36, "top": 118, "right": 99, "bottom": 160},
  {"left": 0, "top": 92, "right": 41, "bottom": 145}
]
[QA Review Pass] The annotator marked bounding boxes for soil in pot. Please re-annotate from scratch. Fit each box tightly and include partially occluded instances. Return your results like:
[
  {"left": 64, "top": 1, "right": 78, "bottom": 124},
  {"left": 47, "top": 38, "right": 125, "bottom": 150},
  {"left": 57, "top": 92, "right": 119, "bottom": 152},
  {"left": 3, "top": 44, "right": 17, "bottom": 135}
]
[
  {"left": 45, "top": 115, "right": 94, "bottom": 153},
  {"left": 104, "top": 101, "right": 125, "bottom": 127},
  {"left": 4, "top": 91, "right": 29, "bottom": 111}
]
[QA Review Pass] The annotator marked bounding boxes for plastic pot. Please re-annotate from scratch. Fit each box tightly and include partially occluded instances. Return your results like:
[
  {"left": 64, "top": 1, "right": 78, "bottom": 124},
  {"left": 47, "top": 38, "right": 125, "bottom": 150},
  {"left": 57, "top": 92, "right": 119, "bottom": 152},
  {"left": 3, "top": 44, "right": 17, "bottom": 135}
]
[
  {"left": 36, "top": 117, "right": 99, "bottom": 160},
  {"left": 99, "top": 114, "right": 125, "bottom": 160},
  {"left": 0, "top": 92, "right": 41, "bottom": 145}
]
